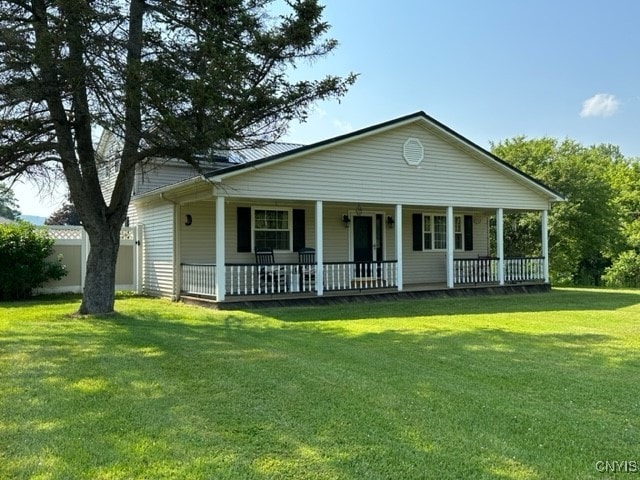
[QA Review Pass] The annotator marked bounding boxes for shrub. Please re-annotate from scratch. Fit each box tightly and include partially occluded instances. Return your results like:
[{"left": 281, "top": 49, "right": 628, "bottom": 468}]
[
  {"left": 0, "top": 222, "right": 67, "bottom": 300},
  {"left": 603, "top": 250, "right": 640, "bottom": 288}
]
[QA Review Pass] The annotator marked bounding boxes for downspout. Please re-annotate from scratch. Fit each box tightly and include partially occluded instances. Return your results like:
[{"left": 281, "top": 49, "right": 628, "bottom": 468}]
[{"left": 160, "top": 192, "right": 181, "bottom": 301}]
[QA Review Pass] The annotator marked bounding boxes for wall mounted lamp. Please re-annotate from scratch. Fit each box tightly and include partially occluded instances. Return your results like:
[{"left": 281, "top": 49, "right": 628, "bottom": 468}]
[
  {"left": 184, "top": 214, "right": 193, "bottom": 226},
  {"left": 341, "top": 214, "right": 351, "bottom": 228},
  {"left": 386, "top": 215, "right": 395, "bottom": 228}
]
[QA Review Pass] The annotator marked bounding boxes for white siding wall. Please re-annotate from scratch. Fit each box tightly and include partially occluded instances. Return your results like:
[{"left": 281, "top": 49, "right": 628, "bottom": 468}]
[
  {"left": 220, "top": 124, "right": 550, "bottom": 210},
  {"left": 99, "top": 170, "right": 118, "bottom": 206},
  {"left": 402, "top": 209, "right": 490, "bottom": 285},
  {"left": 137, "top": 201, "right": 175, "bottom": 297},
  {"left": 180, "top": 202, "right": 216, "bottom": 263},
  {"left": 135, "top": 162, "right": 199, "bottom": 195}
]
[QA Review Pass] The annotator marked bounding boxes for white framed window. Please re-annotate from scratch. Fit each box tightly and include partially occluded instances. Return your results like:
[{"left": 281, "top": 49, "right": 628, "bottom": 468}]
[
  {"left": 423, "top": 214, "right": 464, "bottom": 251},
  {"left": 253, "top": 207, "right": 292, "bottom": 251}
]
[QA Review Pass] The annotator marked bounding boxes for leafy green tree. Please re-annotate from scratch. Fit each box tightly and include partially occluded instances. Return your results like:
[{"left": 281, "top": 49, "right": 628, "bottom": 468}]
[
  {"left": 0, "top": 221, "right": 67, "bottom": 300},
  {"left": 0, "top": 0, "right": 356, "bottom": 314},
  {"left": 601, "top": 157, "right": 640, "bottom": 287},
  {"left": 45, "top": 198, "right": 81, "bottom": 226},
  {"left": 491, "top": 137, "right": 623, "bottom": 285},
  {"left": 608, "top": 158, "right": 640, "bottom": 251},
  {"left": 0, "top": 182, "right": 20, "bottom": 220},
  {"left": 603, "top": 250, "right": 640, "bottom": 288}
]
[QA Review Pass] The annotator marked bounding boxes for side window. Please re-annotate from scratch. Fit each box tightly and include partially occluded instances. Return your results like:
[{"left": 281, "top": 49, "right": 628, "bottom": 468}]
[
  {"left": 433, "top": 216, "right": 447, "bottom": 249},
  {"left": 422, "top": 214, "right": 465, "bottom": 250},
  {"left": 253, "top": 208, "right": 291, "bottom": 251}
]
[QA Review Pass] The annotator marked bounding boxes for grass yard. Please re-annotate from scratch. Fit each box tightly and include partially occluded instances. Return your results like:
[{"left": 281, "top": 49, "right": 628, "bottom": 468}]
[{"left": 1, "top": 288, "right": 639, "bottom": 479}]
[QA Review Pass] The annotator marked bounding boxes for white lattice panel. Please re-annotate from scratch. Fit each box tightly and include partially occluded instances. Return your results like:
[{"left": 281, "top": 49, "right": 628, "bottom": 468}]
[{"left": 43, "top": 226, "right": 83, "bottom": 240}]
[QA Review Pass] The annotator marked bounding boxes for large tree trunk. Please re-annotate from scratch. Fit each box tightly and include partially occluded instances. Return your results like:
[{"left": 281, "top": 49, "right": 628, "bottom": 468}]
[{"left": 78, "top": 224, "right": 121, "bottom": 315}]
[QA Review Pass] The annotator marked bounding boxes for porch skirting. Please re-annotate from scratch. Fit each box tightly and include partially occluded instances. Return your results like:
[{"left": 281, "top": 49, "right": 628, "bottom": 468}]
[{"left": 181, "top": 283, "right": 551, "bottom": 310}]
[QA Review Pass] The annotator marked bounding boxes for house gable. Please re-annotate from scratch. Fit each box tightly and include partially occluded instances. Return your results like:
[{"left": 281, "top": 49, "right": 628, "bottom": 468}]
[{"left": 213, "top": 117, "right": 560, "bottom": 210}]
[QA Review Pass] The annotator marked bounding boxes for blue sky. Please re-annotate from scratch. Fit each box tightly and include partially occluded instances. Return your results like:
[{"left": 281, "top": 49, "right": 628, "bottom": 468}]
[{"left": 14, "top": 0, "right": 640, "bottom": 217}]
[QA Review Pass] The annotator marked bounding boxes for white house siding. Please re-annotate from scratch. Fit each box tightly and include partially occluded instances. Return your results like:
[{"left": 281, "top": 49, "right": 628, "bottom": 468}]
[
  {"left": 136, "top": 201, "right": 175, "bottom": 297},
  {"left": 218, "top": 123, "right": 550, "bottom": 211},
  {"left": 205, "top": 202, "right": 399, "bottom": 265},
  {"left": 179, "top": 201, "right": 216, "bottom": 263},
  {"left": 402, "top": 209, "right": 490, "bottom": 285},
  {"left": 222, "top": 202, "right": 317, "bottom": 265},
  {"left": 134, "top": 161, "right": 199, "bottom": 196},
  {"left": 99, "top": 169, "right": 118, "bottom": 206}
]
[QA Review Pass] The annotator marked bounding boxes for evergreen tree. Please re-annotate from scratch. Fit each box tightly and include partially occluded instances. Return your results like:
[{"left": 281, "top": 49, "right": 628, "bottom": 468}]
[
  {"left": 0, "top": 182, "right": 20, "bottom": 220},
  {"left": 0, "top": 0, "right": 355, "bottom": 313}
]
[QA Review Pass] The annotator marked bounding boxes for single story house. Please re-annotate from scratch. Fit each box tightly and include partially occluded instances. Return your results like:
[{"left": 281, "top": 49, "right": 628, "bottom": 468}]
[{"left": 98, "top": 111, "right": 564, "bottom": 304}]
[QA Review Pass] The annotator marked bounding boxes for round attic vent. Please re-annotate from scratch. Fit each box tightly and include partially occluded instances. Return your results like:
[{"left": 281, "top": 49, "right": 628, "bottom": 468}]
[{"left": 403, "top": 137, "right": 424, "bottom": 166}]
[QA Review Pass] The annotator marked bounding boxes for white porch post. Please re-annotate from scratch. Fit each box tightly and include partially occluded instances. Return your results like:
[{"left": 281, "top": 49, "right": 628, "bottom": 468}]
[
  {"left": 497, "top": 208, "right": 505, "bottom": 286},
  {"left": 542, "top": 209, "right": 549, "bottom": 283},
  {"left": 446, "top": 206, "right": 454, "bottom": 288},
  {"left": 215, "top": 195, "right": 226, "bottom": 301},
  {"left": 395, "top": 203, "right": 403, "bottom": 291},
  {"left": 315, "top": 200, "right": 324, "bottom": 296},
  {"left": 135, "top": 224, "right": 143, "bottom": 294},
  {"left": 80, "top": 227, "right": 88, "bottom": 292}
]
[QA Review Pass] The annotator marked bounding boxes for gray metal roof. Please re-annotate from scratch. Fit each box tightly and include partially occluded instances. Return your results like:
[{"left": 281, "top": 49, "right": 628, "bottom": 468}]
[{"left": 226, "top": 141, "right": 304, "bottom": 164}]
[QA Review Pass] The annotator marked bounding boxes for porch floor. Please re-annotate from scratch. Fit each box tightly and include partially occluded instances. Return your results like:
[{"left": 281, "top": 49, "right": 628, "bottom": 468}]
[{"left": 181, "top": 282, "right": 550, "bottom": 310}]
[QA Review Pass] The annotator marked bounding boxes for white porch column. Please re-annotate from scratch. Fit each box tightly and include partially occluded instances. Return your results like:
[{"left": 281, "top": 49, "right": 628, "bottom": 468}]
[
  {"left": 542, "top": 209, "right": 549, "bottom": 283},
  {"left": 315, "top": 200, "right": 324, "bottom": 296},
  {"left": 497, "top": 208, "right": 505, "bottom": 286},
  {"left": 80, "top": 227, "right": 88, "bottom": 292},
  {"left": 215, "top": 195, "right": 226, "bottom": 301},
  {"left": 395, "top": 203, "right": 403, "bottom": 291},
  {"left": 135, "top": 224, "right": 143, "bottom": 294},
  {"left": 446, "top": 206, "right": 454, "bottom": 288}
]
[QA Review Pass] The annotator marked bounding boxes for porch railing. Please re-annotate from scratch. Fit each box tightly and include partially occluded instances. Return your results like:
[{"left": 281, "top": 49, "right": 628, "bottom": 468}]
[
  {"left": 454, "top": 257, "right": 545, "bottom": 285},
  {"left": 181, "top": 263, "right": 217, "bottom": 296},
  {"left": 225, "top": 261, "right": 398, "bottom": 295},
  {"left": 180, "top": 261, "right": 398, "bottom": 297},
  {"left": 181, "top": 257, "right": 543, "bottom": 298},
  {"left": 504, "top": 257, "right": 545, "bottom": 283},
  {"left": 454, "top": 257, "right": 499, "bottom": 284},
  {"left": 323, "top": 261, "right": 398, "bottom": 291}
]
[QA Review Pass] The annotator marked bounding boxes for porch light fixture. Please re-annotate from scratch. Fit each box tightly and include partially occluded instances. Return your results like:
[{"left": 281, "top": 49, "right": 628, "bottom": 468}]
[
  {"left": 386, "top": 216, "right": 395, "bottom": 228},
  {"left": 342, "top": 214, "right": 351, "bottom": 228},
  {"left": 184, "top": 214, "right": 193, "bottom": 226}
]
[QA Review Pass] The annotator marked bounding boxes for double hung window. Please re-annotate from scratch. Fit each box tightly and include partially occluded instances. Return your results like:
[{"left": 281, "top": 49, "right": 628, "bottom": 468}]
[
  {"left": 423, "top": 214, "right": 464, "bottom": 250},
  {"left": 254, "top": 208, "right": 291, "bottom": 251}
]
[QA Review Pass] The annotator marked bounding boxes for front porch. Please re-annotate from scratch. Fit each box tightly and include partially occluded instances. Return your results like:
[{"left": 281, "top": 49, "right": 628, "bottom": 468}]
[{"left": 180, "top": 256, "right": 547, "bottom": 301}]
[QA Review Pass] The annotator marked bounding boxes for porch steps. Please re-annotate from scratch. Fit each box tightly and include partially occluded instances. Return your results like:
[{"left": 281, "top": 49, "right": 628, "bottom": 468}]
[{"left": 180, "top": 283, "right": 550, "bottom": 310}]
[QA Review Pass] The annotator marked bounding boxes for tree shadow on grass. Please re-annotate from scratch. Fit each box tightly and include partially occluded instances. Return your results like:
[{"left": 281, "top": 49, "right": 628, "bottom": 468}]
[
  {"left": 1, "top": 308, "right": 639, "bottom": 479},
  {"left": 258, "top": 288, "right": 640, "bottom": 322}
]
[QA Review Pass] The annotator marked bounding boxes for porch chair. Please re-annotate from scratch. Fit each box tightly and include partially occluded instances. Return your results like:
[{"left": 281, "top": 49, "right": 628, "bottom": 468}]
[
  {"left": 255, "top": 247, "right": 286, "bottom": 293},
  {"left": 297, "top": 247, "right": 316, "bottom": 292}
]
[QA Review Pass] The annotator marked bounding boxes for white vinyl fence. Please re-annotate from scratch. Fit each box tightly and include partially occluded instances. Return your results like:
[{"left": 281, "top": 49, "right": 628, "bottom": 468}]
[{"left": 37, "top": 225, "right": 142, "bottom": 294}]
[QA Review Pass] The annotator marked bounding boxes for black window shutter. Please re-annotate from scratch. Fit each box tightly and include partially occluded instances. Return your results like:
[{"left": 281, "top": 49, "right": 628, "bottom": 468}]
[
  {"left": 412, "top": 213, "right": 423, "bottom": 251},
  {"left": 237, "top": 207, "right": 251, "bottom": 252},
  {"left": 464, "top": 215, "right": 474, "bottom": 251},
  {"left": 293, "top": 209, "right": 305, "bottom": 251}
]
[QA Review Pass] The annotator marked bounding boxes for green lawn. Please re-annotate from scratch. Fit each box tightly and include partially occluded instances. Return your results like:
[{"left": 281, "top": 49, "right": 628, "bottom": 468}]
[{"left": 1, "top": 288, "right": 639, "bottom": 479}]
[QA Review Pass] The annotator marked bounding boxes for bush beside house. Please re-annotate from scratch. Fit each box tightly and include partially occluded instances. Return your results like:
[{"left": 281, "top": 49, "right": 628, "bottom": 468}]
[{"left": 0, "top": 222, "right": 67, "bottom": 300}]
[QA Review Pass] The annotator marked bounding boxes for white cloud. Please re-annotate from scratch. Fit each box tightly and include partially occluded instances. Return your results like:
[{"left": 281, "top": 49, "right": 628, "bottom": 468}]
[{"left": 580, "top": 93, "right": 620, "bottom": 118}]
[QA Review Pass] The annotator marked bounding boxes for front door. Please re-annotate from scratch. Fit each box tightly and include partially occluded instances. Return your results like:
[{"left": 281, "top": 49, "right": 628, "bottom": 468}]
[{"left": 353, "top": 216, "right": 373, "bottom": 277}]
